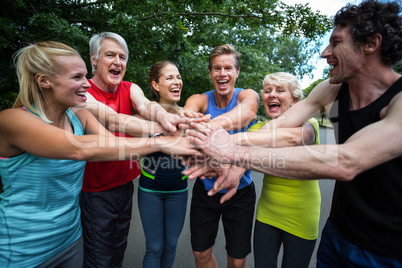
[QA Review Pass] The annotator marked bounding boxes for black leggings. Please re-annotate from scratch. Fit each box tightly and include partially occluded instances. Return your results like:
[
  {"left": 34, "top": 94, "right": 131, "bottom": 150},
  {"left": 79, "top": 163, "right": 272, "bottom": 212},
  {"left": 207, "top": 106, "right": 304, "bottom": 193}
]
[{"left": 253, "top": 220, "right": 316, "bottom": 268}]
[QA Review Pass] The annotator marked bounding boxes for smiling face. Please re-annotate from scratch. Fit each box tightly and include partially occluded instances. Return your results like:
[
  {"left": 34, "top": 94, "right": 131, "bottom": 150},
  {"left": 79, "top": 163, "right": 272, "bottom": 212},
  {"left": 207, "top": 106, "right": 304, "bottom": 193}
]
[
  {"left": 261, "top": 83, "right": 296, "bottom": 119},
  {"left": 321, "top": 25, "right": 364, "bottom": 84},
  {"left": 45, "top": 55, "right": 90, "bottom": 108},
  {"left": 91, "top": 38, "right": 127, "bottom": 92},
  {"left": 209, "top": 54, "right": 239, "bottom": 96},
  {"left": 152, "top": 64, "right": 182, "bottom": 105}
]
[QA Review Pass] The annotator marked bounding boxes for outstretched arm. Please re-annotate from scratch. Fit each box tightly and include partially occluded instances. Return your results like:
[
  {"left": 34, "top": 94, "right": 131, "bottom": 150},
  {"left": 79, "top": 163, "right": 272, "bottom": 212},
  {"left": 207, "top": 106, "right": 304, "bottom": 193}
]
[
  {"left": 210, "top": 89, "right": 259, "bottom": 131},
  {"left": 235, "top": 122, "right": 316, "bottom": 147},
  {"left": 182, "top": 89, "right": 259, "bottom": 131},
  {"left": 129, "top": 83, "right": 186, "bottom": 133},
  {"left": 78, "top": 92, "right": 166, "bottom": 137},
  {"left": 182, "top": 93, "right": 208, "bottom": 114},
  {"left": 185, "top": 119, "right": 316, "bottom": 197},
  {"left": 187, "top": 93, "right": 402, "bottom": 181},
  {"left": 258, "top": 79, "right": 341, "bottom": 131},
  {"left": 0, "top": 108, "right": 200, "bottom": 162},
  {"left": 229, "top": 79, "right": 338, "bottom": 153}
]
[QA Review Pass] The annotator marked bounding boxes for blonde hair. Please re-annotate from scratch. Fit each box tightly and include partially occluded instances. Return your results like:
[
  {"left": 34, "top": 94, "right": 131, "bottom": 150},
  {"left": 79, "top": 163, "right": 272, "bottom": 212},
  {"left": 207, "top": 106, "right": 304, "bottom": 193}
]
[
  {"left": 12, "top": 41, "right": 79, "bottom": 123},
  {"left": 262, "top": 72, "right": 303, "bottom": 101}
]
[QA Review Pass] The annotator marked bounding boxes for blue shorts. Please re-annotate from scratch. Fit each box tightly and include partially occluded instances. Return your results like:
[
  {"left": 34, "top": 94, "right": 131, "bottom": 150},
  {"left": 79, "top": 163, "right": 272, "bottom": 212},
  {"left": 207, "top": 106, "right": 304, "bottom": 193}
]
[{"left": 317, "top": 219, "right": 402, "bottom": 267}]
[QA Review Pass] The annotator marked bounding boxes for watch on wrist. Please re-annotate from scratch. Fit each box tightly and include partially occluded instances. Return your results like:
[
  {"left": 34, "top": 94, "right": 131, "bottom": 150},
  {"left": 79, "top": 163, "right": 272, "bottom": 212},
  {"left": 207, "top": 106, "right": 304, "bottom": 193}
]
[{"left": 148, "top": 133, "right": 165, "bottom": 138}]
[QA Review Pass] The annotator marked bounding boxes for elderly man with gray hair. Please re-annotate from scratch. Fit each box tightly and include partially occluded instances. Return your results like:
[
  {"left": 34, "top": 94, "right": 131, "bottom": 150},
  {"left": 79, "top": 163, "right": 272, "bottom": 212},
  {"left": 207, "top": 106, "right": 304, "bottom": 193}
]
[{"left": 79, "top": 32, "right": 187, "bottom": 268}]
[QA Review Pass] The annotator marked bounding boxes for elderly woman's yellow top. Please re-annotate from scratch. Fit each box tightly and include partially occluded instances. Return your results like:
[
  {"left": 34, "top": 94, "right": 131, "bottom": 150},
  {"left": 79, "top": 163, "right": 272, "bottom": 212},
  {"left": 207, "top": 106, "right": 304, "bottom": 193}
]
[{"left": 249, "top": 118, "right": 321, "bottom": 240}]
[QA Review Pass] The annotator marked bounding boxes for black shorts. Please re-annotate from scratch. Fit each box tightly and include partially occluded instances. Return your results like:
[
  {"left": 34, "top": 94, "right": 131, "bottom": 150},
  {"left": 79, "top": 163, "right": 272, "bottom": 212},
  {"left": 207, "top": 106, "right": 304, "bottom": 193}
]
[{"left": 190, "top": 178, "right": 256, "bottom": 259}]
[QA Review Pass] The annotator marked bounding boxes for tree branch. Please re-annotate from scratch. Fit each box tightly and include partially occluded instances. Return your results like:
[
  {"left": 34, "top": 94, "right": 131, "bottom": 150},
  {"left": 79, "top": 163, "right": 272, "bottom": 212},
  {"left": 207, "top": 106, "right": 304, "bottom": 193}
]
[
  {"left": 66, "top": 11, "right": 274, "bottom": 23},
  {"left": 55, "top": 0, "right": 109, "bottom": 9},
  {"left": 74, "top": 0, "right": 109, "bottom": 8},
  {"left": 138, "top": 11, "right": 269, "bottom": 21}
]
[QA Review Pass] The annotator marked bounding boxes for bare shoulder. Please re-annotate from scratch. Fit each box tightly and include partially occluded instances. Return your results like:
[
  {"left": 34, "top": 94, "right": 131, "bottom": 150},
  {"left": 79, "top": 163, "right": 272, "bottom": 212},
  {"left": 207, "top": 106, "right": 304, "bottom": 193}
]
[
  {"left": 239, "top": 88, "right": 258, "bottom": 95},
  {"left": 0, "top": 108, "right": 44, "bottom": 156},
  {"left": 383, "top": 92, "right": 402, "bottom": 121},
  {"left": 129, "top": 82, "right": 149, "bottom": 112},
  {"left": 183, "top": 93, "right": 208, "bottom": 113},
  {"left": 238, "top": 88, "right": 258, "bottom": 98},
  {"left": 306, "top": 79, "right": 342, "bottom": 113},
  {"left": 71, "top": 107, "right": 100, "bottom": 131},
  {"left": 389, "top": 91, "right": 402, "bottom": 106},
  {"left": 130, "top": 82, "right": 143, "bottom": 93},
  {"left": 238, "top": 88, "right": 259, "bottom": 99},
  {"left": 187, "top": 92, "right": 208, "bottom": 101},
  {"left": 72, "top": 106, "right": 95, "bottom": 119},
  {"left": 0, "top": 107, "right": 14, "bottom": 119},
  {"left": 0, "top": 107, "right": 39, "bottom": 124},
  {"left": 309, "top": 79, "right": 341, "bottom": 103}
]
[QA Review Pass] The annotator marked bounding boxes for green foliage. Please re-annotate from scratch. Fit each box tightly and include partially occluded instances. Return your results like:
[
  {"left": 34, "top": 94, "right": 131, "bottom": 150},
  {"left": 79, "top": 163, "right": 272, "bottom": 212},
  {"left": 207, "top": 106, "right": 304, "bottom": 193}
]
[
  {"left": 0, "top": 0, "right": 332, "bottom": 110},
  {"left": 302, "top": 65, "right": 330, "bottom": 101},
  {"left": 394, "top": 61, "right": 402, "bottom": 74},
  {"left": 303, "top": 79, "right": 323, "bottom": 99},
  {"left": 322, "top": 66, "right": 331, "bottom": 80}
]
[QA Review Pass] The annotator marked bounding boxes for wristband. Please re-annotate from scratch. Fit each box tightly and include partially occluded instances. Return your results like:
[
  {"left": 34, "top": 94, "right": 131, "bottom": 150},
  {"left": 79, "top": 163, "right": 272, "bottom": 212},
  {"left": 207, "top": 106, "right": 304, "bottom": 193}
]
[{"left": 148, "top": 133, "right": 165, "bottom": 138}]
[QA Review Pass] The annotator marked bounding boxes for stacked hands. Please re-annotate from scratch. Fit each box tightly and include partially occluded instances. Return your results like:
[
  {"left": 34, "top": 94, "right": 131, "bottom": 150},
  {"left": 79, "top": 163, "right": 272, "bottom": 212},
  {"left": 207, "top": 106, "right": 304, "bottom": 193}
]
[{"left": 162, "top": 111, "right": 241, "bottom": 204}]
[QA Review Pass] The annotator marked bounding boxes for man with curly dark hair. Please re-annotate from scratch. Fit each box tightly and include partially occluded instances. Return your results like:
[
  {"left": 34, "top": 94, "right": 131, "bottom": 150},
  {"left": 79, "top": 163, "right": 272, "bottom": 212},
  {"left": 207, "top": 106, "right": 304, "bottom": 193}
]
[
  {"left": 334, "top": 0, "right": 402, "bottom": 67},
  {"left": 184, "top": 0, "right": 402, "bottom": 267}
]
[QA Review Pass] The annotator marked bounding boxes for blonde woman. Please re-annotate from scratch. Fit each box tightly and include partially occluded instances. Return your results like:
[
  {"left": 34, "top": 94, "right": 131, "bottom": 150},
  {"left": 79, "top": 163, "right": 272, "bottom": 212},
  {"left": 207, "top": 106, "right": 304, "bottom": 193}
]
[
  {"left": 248, "top": 72, "right": 321, "bottom": 268},
  {"left": 0, "top": 42, "right": 197, "bottom": 267}
]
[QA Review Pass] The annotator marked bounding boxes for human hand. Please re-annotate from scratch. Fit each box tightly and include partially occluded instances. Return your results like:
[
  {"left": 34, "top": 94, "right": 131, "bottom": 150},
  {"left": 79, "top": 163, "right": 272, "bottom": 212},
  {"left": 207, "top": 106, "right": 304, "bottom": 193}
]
[
  {"left": 156, "top": 113, "right": 205, "bottom": 133},
  {"left": 178, "top": 110, "right": 211, "bottom": 131},
  {"left": 186, "top": 122, "right": 234, "bottom": 162},
  {"left": 183, "top": 156, "right": 221, "bottom": 180},
  {"left": 178, "top": 109, "right": 211, "bottom": 120},
  {"left": 183, "top": 159, "right": 241, "bottom": 204},
  {"left": 158, "top": 113, "right": 184, "bottom": 133},
  {"left": 156, "top": 135, "right": 203, "bottom": 158},
  {"left": 208, "top": 164, "right": 243, "bottom": 203}
]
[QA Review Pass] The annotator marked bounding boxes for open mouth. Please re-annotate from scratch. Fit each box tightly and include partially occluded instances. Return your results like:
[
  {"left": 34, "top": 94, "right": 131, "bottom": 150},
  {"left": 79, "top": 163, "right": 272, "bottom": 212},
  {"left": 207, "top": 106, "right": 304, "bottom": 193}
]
[
  {"left": 170, "top": 88, "right": 180, "bottom": 96},
  {"left": 109, "top": 69, "right": 121, "bottom": 76},
  {"left": 76, "top": 91, "right": 87, "bottom": 100},
  {"left": 329, "top": 62, "right": 337, "bottom": 71},
  {"left": 328, "top": 63, "right": 337, "bottom": 76},
  {"left": 217, "top": 80, "right": 229, "bottom": 87},
  {"left": 268, "top": 102, "right": 281, "bottom": 111}
]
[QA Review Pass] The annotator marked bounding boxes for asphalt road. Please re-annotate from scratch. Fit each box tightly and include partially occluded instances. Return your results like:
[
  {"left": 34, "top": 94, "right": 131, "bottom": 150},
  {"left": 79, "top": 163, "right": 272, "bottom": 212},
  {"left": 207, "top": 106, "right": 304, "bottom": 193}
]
[{"left": 123, "top": 127, "right": 336, "bottom": 267}]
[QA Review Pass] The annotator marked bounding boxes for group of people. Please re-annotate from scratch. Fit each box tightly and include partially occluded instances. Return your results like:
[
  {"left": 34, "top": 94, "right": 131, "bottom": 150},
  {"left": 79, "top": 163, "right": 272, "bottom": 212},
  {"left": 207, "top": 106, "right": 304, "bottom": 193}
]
[{"left": 1, "top": 0, "right": 401, "bottom": 268}]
